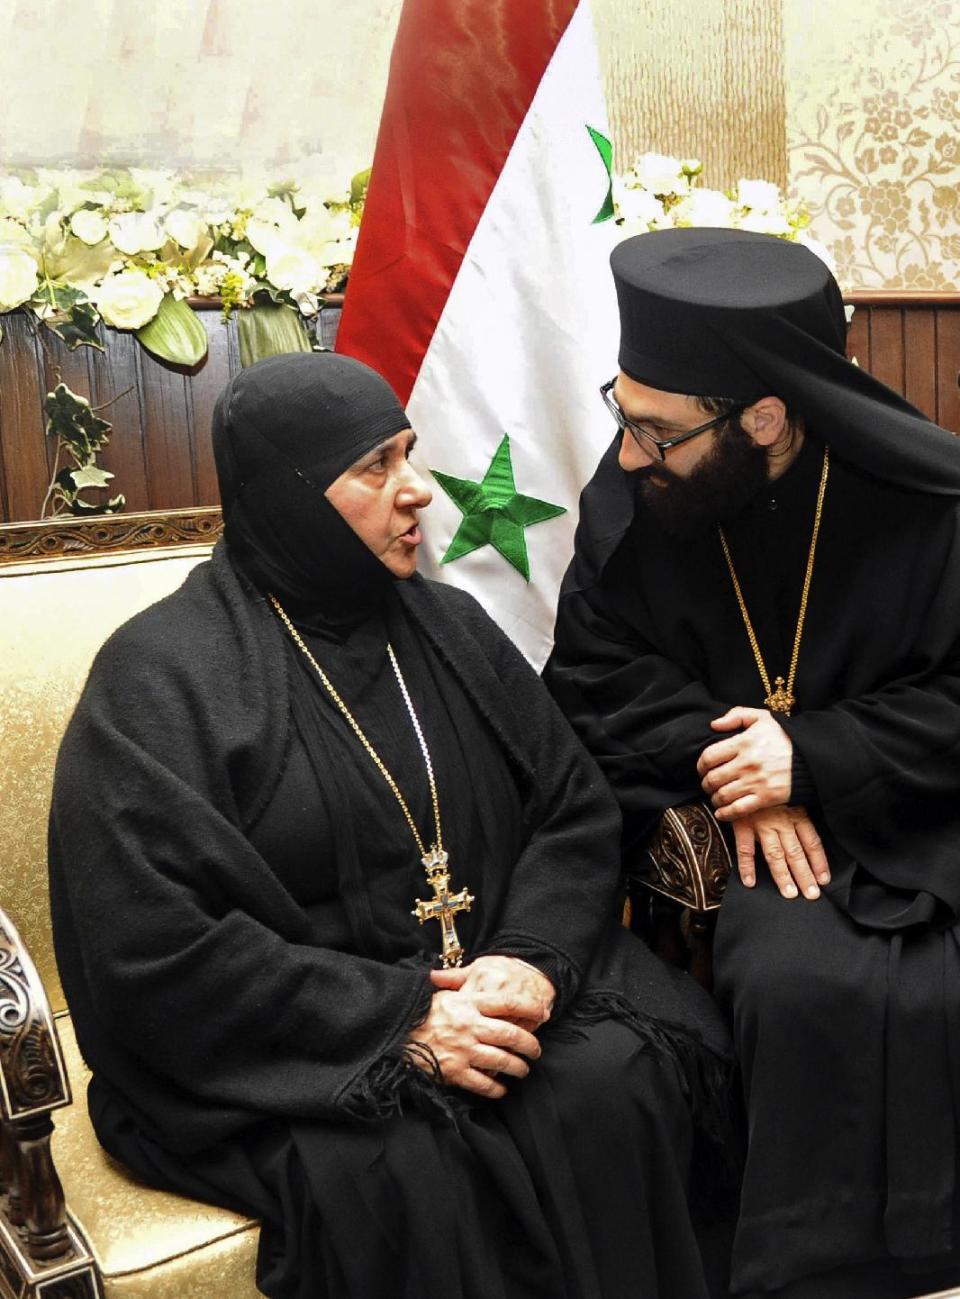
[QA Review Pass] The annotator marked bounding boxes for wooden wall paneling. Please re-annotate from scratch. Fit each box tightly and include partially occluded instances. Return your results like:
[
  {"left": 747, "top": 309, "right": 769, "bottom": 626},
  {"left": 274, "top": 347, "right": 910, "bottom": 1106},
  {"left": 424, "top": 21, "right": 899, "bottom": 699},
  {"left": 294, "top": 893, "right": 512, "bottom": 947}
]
[
  {"left": 0, "top": 316, "right": 49, "bottom": 523},
  {"left": 846, "top": 307, "right": 871, "bottom": 370},
  {"left": 902, "top": 309, "right": 937, "bottom": 424},
  {"left": 935, "top": 307, "right": 960, "bottom": 435},
  {"left": 867, "top": 308, "right": 905, "bottom": 396},
  {"left": 187, "top": 313, "right": 239, "bottom": 506},
  {"left": 136, "top": 347, "right": 197, "bottom": 511},
  {"left": 89, "top": 328, "right": 151, "bottom": 514}
]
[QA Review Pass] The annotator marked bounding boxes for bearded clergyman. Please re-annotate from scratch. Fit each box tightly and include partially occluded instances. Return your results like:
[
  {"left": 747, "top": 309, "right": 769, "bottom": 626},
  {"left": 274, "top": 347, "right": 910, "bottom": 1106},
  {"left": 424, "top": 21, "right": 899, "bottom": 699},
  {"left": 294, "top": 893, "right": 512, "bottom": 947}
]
[{"left": 545, "top": 227, "right": 960, "bottom": 1299}]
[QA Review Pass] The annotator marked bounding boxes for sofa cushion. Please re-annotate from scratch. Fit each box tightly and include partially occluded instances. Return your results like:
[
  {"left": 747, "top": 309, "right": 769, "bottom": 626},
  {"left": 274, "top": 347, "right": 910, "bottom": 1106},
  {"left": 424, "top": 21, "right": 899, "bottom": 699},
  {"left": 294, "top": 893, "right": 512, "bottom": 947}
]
[
  {"left": 53, "top": 1011, "right": 261, "bottom": 1298},
  {"left": 0, "top": 548, "right": 211, "bottom": 1012}
]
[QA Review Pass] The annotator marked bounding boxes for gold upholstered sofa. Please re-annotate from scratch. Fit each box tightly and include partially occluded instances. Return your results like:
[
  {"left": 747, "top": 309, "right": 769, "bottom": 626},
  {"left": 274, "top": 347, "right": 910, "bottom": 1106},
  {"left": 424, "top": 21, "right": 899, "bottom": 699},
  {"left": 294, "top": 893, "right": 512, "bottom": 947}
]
[
  {"left": 0, "top": 510, "right": 262, "bottom": 1299},
  {"left": 0, "top": 506, "right": 734, "bottom": 1299}
]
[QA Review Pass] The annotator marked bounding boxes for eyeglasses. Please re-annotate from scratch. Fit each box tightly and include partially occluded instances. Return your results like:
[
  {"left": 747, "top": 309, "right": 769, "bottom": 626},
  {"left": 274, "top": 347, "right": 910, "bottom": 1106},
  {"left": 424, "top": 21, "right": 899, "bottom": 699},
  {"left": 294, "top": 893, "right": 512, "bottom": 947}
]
[{"left": 600, "top": 378, "right": 744, "bottom": 462}]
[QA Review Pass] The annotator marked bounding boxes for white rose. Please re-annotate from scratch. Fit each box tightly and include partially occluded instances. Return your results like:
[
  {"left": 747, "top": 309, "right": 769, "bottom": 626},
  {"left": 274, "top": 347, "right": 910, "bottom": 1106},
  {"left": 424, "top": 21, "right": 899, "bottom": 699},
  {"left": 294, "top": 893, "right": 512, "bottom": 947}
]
[
  {"left": 70, "top": 209, "right": 109, "bottom": 245},
  {"left": 633, "top": 152, "right": 687, "bottom": 196},
  {"left": 317, "top": 235, "right": 358, "bottom": 269},
  {"left": 737, "top": 179, "right": 782, "bottom": 213},
  {"left": 674, "top": 188, "right": 736, "bottom": 227},
  {"left": 266, "top": 245, "right": 323, "bottom": 294},
  {"left": 165, "top": 209, "right": 208, "bottom": 249},
  {"left": 0, "top": 246, "right": 39, "bottom": 310},
  {"left": 95, "top": 269, "right": 164, "bottom": 329},
  {"left": 614, "top": 181, "right": 664, "bottom": 229},
  {"left": 737, "top": 211, "right": 793, "bottom": 236},
  {"left": 108, "top": 211, "right": 165, "bottom": 255}
]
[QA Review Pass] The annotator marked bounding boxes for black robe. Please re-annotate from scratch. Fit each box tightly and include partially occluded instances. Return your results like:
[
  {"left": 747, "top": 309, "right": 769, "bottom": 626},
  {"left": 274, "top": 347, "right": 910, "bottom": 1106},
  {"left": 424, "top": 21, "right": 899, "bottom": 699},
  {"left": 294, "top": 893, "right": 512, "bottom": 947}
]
[
  {"left": 49, "top": 542, "right": 733, "bottom": 1299},
  {"left": 545, "top": 434, "right": 960, "bottom": 1297}
]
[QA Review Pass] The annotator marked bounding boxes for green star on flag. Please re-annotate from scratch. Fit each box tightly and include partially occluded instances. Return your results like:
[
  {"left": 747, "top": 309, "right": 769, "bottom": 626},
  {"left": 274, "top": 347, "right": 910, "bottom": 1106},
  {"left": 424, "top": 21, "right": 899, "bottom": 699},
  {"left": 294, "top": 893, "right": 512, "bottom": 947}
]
[{"left": 432, "top": 435, "right": 567, "bottom": 582}]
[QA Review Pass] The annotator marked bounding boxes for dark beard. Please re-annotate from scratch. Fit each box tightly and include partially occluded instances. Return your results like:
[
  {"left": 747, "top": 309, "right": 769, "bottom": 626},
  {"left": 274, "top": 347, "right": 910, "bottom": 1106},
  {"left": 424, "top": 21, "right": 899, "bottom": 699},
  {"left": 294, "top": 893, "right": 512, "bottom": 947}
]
[{"left": 633, "top": 420, "right": 770, "bottom": 539}]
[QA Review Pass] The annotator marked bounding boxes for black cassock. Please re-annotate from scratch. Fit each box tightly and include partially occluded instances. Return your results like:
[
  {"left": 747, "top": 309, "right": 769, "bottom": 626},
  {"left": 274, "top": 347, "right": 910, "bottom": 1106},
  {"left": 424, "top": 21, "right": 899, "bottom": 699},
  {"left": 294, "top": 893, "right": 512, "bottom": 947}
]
[
  {"left": 50, "top": 542, "right": 732, "bottom": 1299},
  {"left": 546, "top": 433, "right": 960, "bottom": 1297}
]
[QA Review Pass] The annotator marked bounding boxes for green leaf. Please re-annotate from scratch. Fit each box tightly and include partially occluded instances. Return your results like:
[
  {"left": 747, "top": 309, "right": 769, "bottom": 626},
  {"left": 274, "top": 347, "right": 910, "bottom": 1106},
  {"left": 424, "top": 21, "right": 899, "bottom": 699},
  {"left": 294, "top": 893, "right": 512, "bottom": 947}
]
[
  {"left": 350, "top": 167, "right": 372, "bottom": 207},
  {"left": 136, "top": 294, "right": 208, "bottom": 366},
  {"left": 44, "top": 382, "right": 112, "bottom": 457},
  {"left": 237, "top": 301, "right": 312, "bottom": 368},
  {"left": 47, "top": 300, "right": 103, "bottom": 351}
]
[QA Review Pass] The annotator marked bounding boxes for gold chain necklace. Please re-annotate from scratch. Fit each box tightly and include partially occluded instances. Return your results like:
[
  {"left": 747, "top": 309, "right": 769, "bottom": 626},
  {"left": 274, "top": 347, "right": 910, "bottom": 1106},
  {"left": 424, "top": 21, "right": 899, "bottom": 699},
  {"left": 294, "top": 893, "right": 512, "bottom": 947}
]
[
  {"left": 717, "top": 446, "right": 829, "bottom": 717},
  {"left": 269, "top": 593, "right": 475, "bottom": 967}
]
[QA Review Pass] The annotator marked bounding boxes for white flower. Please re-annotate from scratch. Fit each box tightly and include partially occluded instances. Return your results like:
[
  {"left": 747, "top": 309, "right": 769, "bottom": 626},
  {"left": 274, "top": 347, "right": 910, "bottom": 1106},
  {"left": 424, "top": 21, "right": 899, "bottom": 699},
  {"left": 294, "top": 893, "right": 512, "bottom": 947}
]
[
  {"left": 266, "top": 245, "right": 324, "bottom": 295},
  {"left": 0, "top": 177, "right": 51, "bottom": 222},
  {"left": 70, "top": 209, "right": 109, "bottom": 245},
  {"left": 95, "top": 269, "right": 164, "bottom": 329},
  {"left": 737, "top": 210, "right": 793, "bottom": 236},
  {"left": 108, "top": 211, "right": 165, "bottom": 255},
  {"left": 245, "top": 216, "right": 284, "bottom": 257},
  {"left": 736, "top": 178, "right": 782, "bottom": 212},
  {"left": 317, "top": 235, "right": 358, "bottom": 269},
  {"left": 633, "top": 152, "right": 687, "bottom": 196},
  {"left": 0, "top": 218, "right": 34, "bottom": 249},
  {"left": 673, "top": 188, "right": 736, "bottom": 227},
  {"left": 614, "top": 180, "right": 664, "bottom": 229},
  {"left": 252, "top": 196, "right": 299, "bottom": 235},
  {"left": 165, "top": 209, "right": 208, "bottom": 249},
  {"left": 0, "top": 246, "right": 39, "bottom": 310}
]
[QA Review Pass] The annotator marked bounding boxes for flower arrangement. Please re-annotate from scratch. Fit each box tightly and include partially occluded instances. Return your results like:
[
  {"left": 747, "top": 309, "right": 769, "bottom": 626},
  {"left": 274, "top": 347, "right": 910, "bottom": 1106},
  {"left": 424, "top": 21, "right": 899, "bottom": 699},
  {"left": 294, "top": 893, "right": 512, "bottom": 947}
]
[
  {"left": 612, "top": 152, "right": 835, "bottom": 272},
  {"left": 0, "top": 167, "right": 367, "bottom": 367}
]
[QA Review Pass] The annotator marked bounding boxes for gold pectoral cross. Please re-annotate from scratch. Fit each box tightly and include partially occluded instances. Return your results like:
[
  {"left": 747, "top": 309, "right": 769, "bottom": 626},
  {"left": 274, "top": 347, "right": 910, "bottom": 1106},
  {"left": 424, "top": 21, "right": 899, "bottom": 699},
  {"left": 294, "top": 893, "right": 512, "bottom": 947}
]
[
  {"left": 412, "top": 846, "right": 475, "bottom": 968},
  {"left": 764, "top": 675, "right": 796, "bottom": 716}
]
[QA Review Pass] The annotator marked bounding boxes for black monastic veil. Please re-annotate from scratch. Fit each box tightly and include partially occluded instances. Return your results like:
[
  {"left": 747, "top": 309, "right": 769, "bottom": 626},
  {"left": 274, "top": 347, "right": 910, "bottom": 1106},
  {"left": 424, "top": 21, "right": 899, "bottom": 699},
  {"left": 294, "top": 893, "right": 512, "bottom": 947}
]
[{"left": 50, "top": 353, "right": 735, "bottom": 1299}]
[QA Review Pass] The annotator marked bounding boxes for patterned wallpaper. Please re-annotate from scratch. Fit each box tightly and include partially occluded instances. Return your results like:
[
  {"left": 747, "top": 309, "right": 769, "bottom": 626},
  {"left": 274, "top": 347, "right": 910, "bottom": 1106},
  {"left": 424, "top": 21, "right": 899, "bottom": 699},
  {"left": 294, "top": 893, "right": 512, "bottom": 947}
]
[
  {"left": 785, "top": 0, "right": 960, "bottom": 289},
  {"left": 0, "top": 0, "right": 956, "bottom": 290}
]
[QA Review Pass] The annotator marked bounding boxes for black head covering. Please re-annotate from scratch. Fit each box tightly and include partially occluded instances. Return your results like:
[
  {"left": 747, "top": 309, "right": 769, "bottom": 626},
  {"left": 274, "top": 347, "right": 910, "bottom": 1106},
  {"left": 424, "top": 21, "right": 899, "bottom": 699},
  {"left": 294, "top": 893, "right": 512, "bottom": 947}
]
[
  {"left": 564, "top": 228, "right": 960, "bottom": 597},
  {"left": 611, "top": 228, "right": 960, "bottom": 495},
  {"left": 213, "top": 352, "right": 412, "bottom": 624}
]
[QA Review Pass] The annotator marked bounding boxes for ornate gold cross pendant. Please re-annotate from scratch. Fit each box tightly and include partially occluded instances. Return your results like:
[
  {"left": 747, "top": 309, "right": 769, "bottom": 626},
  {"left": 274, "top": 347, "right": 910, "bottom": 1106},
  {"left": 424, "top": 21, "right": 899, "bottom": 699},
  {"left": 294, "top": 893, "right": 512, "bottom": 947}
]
[
  {"left": 764, "top": 675, "right": 796, "bottom": 716},
  {"left": 412, "top": 846, "right": 475, "bottom": 968}
]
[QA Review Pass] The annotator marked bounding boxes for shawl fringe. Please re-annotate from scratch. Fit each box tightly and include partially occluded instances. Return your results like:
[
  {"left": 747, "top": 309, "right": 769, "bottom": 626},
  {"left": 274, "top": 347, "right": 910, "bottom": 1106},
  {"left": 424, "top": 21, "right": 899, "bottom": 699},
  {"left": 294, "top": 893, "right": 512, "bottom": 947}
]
[
  {"left": 339, "top": 1041, "right": 465, "bottom": 1126},
  {"left": 547, "top": 989, "right": 742, "bottom": 1217}
]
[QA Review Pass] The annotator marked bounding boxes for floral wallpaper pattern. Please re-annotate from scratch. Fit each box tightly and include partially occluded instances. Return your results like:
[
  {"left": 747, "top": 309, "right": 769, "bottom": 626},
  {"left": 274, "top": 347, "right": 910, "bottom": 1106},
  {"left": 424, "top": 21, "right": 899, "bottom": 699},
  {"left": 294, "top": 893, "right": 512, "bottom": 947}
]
[{"left": 786, "top": 0, "right": 960, "bottom": 289}]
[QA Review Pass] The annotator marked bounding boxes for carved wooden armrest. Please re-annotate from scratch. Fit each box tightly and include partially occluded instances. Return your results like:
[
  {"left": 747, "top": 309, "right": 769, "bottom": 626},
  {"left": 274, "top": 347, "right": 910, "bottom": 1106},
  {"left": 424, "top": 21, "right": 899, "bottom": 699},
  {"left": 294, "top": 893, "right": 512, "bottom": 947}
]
[
  {"left": 0, "top": 906, "right": 74, "bottom": 1265},
  {"left": 629, "top": 801, "right": 733, "bottom": 913}
]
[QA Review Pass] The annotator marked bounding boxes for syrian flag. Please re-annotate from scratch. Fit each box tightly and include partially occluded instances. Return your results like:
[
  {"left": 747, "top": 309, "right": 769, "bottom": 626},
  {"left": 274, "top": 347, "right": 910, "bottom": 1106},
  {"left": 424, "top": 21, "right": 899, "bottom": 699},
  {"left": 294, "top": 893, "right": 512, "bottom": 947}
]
[{"left": 336, "top": 0, "right": 620, "bottom": 668}]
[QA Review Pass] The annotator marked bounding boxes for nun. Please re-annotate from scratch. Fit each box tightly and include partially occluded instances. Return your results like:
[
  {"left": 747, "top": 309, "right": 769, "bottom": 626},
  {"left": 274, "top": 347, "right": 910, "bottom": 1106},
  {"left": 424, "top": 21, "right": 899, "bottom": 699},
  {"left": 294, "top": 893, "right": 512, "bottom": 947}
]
[{"left": 50, "top": 353, "right": 733, "bottom": 1299}]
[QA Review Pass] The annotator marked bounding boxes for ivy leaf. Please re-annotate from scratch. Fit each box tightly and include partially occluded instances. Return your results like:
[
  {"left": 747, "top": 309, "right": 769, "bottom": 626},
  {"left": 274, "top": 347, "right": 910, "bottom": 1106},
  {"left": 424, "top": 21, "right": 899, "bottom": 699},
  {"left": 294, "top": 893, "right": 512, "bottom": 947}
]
[
  {"left": 136, "top": 294, "right": 208, "bottom": 367},
  {"left": 69, "top": 464, "right": 115, "bottom": 490},
  {"left": 44, "top": 382, "right": 112, "bottom": 459},
  {"left": 237, "top": 300, "right": 312, "bottom": 368},
  {"left": 47, "top": 300, "right": 104, "bottom": 351}
]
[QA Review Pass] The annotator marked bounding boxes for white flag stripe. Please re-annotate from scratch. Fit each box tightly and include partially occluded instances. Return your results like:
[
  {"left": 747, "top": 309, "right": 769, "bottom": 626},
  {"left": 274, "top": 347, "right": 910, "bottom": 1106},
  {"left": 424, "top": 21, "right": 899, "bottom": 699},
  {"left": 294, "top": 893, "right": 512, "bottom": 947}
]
[{"left": 407, "top": 0, "right": 620, "bottom": 668}]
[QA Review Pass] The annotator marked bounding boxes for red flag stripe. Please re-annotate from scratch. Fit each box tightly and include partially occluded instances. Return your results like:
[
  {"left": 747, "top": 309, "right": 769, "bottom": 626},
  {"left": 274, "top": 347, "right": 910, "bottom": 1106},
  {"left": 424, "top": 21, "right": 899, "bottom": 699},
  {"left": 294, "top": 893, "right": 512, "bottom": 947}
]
[{"left": 336, "top": 0, "right": 580, "bottom": 404}]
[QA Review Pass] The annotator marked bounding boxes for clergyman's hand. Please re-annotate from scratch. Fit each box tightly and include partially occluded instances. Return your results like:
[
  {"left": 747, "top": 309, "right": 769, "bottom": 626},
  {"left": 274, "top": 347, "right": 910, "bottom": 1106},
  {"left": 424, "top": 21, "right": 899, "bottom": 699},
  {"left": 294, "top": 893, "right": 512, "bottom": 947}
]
[
  {"left": 698, "top": 706, "right": 793, "bottom": 819},
  {"left": 408, "top": 985, "right": 542, "bottom": 1100},
  {"left": 732, "top": 805, "right": 830, "bottom": 900},
  {"left": 430, "top": 955, "right": 555, "bottom": 1033}
]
